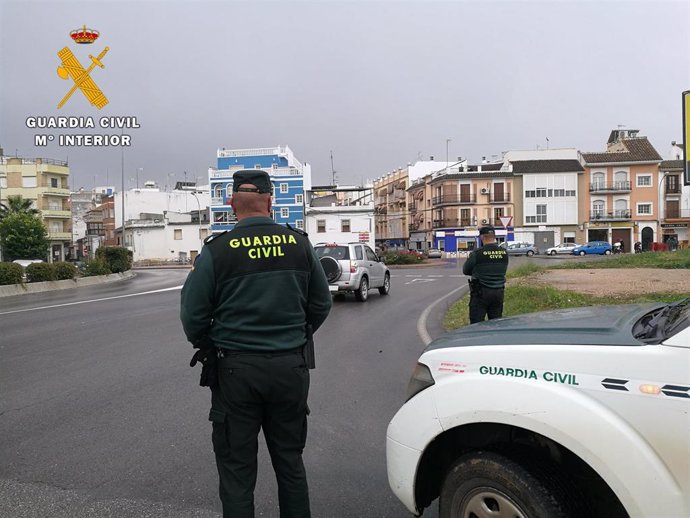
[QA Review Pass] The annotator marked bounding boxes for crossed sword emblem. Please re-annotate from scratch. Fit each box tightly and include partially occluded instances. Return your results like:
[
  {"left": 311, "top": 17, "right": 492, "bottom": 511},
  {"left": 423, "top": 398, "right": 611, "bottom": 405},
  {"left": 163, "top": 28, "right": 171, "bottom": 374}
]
[{"left": 56, "top": 46, "right": 109, "bottom": 109}]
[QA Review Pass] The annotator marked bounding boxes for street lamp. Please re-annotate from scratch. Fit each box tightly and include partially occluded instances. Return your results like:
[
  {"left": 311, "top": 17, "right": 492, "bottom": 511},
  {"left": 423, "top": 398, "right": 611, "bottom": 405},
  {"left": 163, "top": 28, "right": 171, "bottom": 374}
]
[
  {"left": 166, "top": 172, "right": 176, "bottom": 192},
  {"left": 446, "top": 138, "right": 452, "bottom": 172},
  {"left": 190, "top": 191, "right": 204, "bottom": 250}
]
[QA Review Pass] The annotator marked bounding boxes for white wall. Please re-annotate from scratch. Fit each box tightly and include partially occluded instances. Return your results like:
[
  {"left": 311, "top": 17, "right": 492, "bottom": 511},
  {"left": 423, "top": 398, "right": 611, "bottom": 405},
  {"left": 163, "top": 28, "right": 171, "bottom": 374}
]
[
  {"left": 114, "top": 188, "right": 210, "bottom": 228},
  {"left": 522, "top": 173, "right": 579, "bottom": 224},
  {"left": 505, "top": 148, "right": 580, "bottom": 161},
  {"left": 130, "top": 223, "right": 204, "bottom": 262},
  {"left": 305, "top": 211, "right": 375, "bottom": 249}
]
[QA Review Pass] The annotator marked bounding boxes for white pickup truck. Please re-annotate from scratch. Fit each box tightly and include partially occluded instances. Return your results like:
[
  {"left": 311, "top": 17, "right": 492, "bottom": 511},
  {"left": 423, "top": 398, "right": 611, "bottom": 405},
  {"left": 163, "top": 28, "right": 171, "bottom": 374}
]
[{"left": 387, "top": 299, "right": 690, "bottom": 517}]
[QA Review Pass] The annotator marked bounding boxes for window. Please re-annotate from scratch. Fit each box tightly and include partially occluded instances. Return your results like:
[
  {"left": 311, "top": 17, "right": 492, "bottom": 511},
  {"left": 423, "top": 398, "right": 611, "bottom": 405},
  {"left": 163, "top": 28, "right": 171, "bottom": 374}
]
[
  {"left": 51, "top": 177, "right": 58, "bottom": 188},
  {"left": 281, "top": 207, "right": 289, "bottom": 218},
  {"left": 536, "top": 188, "right": 547, "bottom": 197},
  {"left": 553, "top": 189, "right": 565, "bottom": 197},
  {"left": 174, "top": 229, "right": 182, "bottom": 240},
  {"left": 527, "top": 205, "right": 547, "bottom": 224},
  {"left": 566, "top": 190, "right": 575, "bottom": 196},
  {"left": 317, "top": 219, "right": 326, "bottom": 233},
  {"left": 199, "top": 228, "right": 209, "bottom": 240},
  {"left": 355, "top": 246, "right": 364, "bottom": 260},
  {"left": 525, "top": 190, "right": 535, "bottom": 198},
  {"left": 295, "top": 219, "right": 304, "bottom": 230},
  {"left": 295, "top": 194, "right": 303, "bottom": 204},
  {"left": 637, "top": 175, "right": 652, "bottom": 187},
  {"left": 341, "top": 219, "right": 351, "bottom": 232},
  {"left": 637, "top": 203, "right": 652, "bottom": 215},
  {"left": 22, "top": 176, "right": 37, "bottom": 188},
  {"left": 667, "top": 175, "right": 680, "bottom": 193},
  {"left": 213, "top": 211, "right": 229, "bottom": 223},
  {"left": 280, "top": 183, "right": 289, "bottom": 193}
]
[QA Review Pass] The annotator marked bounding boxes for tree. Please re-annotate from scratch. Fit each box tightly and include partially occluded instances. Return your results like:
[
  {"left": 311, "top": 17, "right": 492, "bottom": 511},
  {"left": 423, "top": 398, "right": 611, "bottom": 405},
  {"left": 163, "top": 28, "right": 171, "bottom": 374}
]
[
  {"left": 0, "top": 195, "right": 40, "bottom": 221},
  {"left": 0, "top": 212, "right": 50, "bottom": 261}
]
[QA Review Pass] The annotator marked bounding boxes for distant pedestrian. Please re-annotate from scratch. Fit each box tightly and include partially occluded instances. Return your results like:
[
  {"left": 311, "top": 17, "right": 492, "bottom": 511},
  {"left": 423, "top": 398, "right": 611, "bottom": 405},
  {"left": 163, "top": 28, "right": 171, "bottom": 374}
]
[
  {"left": 619, "top": 239, "right": 625, "bottom": 253},
  {"left": 180, "top": 169, "right": 332, "bottom": 518},
  {"left": 462, "top": 225, "right": 509, "bottom": 324}
]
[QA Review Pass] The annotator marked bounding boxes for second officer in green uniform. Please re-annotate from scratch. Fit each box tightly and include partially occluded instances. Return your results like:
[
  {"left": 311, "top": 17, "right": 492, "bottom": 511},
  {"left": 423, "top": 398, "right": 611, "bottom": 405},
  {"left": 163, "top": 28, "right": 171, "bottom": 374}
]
[
  {"left": 180, "top": 170, "right": 332, "bottom": 518},
  {"left": 462, "top": 225, "right": 509, "bottom": 324}
]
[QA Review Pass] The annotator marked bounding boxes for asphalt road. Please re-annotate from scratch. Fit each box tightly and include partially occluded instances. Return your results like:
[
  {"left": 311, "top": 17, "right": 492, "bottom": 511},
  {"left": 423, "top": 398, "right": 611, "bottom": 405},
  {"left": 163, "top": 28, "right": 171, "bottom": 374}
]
[{"left": 0, "top": 260, "right": 479, "bottom": 518}]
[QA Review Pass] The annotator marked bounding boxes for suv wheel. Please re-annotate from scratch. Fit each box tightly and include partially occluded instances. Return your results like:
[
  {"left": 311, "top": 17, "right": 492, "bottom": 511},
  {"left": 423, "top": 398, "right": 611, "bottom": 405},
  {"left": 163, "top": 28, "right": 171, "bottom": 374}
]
[
  {"left": 439, "top": 451, "right": 571, "bottom": 518},
  {"left": 319, "top": 256, "right": 342, "bottom": 283},
  {"left": 527, "top": 250, "right": 534, "bottom": 257},
  {"left": 355, "top": 276, "right": 369, "bottom": 302},
  {"left": 378, "top": 273, "right": 390, "bottom": 295}
]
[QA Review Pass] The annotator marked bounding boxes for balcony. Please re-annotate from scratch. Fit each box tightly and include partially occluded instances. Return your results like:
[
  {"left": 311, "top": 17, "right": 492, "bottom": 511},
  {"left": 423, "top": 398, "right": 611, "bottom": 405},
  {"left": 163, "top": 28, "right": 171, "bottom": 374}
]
[
  {"left": 459, "top": 219, "right": 473, "bottom": 227},
  {"left": 48, "top": 231, "right": 72, "bottom": 241},
  {"left": 432, "top": 218, "right": 459, "bottom": 228},
  {"left": 589, "top": 181, "right": 631, "bottom": 193},
  {"left": 41, "top": 209, "right": 71, "bottom": 218},
  {"left": 664, "top": 209, "right": 690, "bottom": 221},
  {"left": 408, "top": 203, "right": 416, "bottom": 212},
  {"left": 590, "top": 210, "right": 632, "bottom": 221},
  {"left": 490, "top": 193, "right": 511, "bottom": 203},
  {"left": 432, "top": 194, "right": 476, "bottom": 206},
  {"left": 665, "top": 186, "right": 682, "bottom": 195}
]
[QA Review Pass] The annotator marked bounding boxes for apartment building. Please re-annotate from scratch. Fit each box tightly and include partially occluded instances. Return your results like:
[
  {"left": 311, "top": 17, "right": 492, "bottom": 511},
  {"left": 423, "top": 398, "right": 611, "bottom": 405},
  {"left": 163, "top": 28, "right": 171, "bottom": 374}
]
[
  {"left": 659, "top": 148, "right": 688, "bottom": 247},
  {"left": 582, "top": 130, "right": 663, "bottom": 251},
  {"left": 209, "top": 145, "right": 310, "bottom": 234},
  {"left": 0, "top": 154, "right": 72, "bottom": 261},
  {"left": 374, "top": 159, "right": 449, "bottom": 251},
  {"left": 507, "top": 152, "right": 585, "bottom": 249}
]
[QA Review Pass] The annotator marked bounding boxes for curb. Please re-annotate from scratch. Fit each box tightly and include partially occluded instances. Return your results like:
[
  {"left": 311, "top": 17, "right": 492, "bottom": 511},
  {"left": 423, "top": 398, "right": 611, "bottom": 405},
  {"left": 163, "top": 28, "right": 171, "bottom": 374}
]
[{"left": 0, "top": 271, "right": 136, "bottom": 298}]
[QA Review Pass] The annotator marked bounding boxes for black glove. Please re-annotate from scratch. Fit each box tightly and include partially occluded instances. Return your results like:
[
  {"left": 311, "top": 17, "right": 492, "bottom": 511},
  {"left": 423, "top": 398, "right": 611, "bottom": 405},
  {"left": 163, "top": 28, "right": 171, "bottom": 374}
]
[{"left": 189, "top": 336, "right": 218, "bottom": 388}]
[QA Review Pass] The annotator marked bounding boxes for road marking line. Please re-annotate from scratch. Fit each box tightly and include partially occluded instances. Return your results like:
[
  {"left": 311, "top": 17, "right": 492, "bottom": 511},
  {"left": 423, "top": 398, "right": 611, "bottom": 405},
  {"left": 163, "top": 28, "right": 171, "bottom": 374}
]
[
  {"left": 417, "top": 284, "right": 469, "bottom": 346},
  {"left": 406, "top": 278, "right": 436, "bottom": 284},
  {"left": 0, "top": 286, "right": 183, "bottom": 316},
  {"left": 405, "top": 274, "right": 422, "bottom": 277}
]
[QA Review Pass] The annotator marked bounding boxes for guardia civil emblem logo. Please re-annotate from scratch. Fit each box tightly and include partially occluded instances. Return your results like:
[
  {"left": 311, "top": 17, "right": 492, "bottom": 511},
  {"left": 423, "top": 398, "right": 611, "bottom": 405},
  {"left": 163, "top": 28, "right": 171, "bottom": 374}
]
[{"left": 56, "top": 24, "right": 109, "bottom": 109}]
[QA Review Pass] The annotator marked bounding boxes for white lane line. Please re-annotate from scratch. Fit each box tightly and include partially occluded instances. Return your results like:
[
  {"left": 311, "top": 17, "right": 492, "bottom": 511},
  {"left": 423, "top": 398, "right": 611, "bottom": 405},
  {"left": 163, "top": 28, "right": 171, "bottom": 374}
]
[
  {"left": 0, "top": 286, "right": 183, "bottom": 316},
  {"left": 405, "top": 278, "right": 436, "bottom": 285},
  {"left": 427, "top": 275, "right": 444, "bottom": 277},
  {"left": 417, "top": 284, "right": 469, "bottom": 346},
  {"left": 404, "top": 274, "right": 422, "bottom": 277}
]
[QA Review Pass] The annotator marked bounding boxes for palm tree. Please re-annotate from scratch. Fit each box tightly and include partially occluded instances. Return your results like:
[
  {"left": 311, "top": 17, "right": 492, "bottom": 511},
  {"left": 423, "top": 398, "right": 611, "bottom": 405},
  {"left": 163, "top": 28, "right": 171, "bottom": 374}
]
[{"left": 0, "top": 195, "right": 40, "bottom": 220}]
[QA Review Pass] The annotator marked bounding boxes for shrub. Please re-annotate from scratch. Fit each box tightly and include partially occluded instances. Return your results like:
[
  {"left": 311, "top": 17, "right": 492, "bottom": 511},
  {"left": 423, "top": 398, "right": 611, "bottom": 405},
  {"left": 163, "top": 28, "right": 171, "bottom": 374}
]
[
  {"left": 0, "top": 262, "right": 24, "bottom": 285},
  {"left": 52, "top": 261, "right": 78, "bottom": 280},
  {"left": 96, "top": 246, "right": 132, "bottom": 273},
  {"left": 82, "top": 258, "right": 112, "bottom": 277},
  {"left": 382, "top": 251, "right": 425, "bottom": 265},
  {"left": 26, "top": 262, "right": 56, "bottom": 282}
]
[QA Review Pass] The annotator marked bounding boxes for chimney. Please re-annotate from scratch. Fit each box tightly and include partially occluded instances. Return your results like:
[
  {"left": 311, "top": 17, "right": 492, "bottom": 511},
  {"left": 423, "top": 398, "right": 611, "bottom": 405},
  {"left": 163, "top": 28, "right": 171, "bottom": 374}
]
[{"left": 429, "top": 155, "right": 434, "bottom": 161}]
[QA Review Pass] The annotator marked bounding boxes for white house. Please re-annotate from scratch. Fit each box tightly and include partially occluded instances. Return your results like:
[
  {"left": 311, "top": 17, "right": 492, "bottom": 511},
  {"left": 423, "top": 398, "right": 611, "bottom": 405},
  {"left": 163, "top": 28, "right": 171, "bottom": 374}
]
[{"left": 304, "top": 185, "right": 375, "bottom": 249}]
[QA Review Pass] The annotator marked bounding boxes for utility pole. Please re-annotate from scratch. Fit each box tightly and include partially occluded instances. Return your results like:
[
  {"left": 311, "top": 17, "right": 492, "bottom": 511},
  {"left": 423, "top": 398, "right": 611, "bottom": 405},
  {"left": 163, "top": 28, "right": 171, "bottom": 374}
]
[{"left": 330, "top": 150, "right": 336, "bottom": 185}]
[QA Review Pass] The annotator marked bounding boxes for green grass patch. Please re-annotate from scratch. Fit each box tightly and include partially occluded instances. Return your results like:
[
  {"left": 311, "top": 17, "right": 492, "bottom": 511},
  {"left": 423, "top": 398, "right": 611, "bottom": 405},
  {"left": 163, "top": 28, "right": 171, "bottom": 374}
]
[
  {"left": 551, "top": 249, "right": 690, "bottom": 270},
  {"left": 506, "top": 262, "right": 545, "bottom": 279},
  {"left": 444, "top": 280, "right": 690, "bottom": 331}
]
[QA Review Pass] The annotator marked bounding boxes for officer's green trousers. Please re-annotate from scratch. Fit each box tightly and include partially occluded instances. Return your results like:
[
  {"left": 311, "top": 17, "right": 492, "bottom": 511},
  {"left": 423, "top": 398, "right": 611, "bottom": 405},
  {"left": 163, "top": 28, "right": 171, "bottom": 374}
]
[{"left": 210, "top": 349, "right": 310, "bottom": 518}]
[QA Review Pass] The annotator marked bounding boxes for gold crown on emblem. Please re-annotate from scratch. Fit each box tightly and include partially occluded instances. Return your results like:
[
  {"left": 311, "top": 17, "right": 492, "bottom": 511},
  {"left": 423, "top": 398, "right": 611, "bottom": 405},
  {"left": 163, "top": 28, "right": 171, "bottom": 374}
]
[{"left": 70, "top": 24, "right": 100, "bottom": 44}]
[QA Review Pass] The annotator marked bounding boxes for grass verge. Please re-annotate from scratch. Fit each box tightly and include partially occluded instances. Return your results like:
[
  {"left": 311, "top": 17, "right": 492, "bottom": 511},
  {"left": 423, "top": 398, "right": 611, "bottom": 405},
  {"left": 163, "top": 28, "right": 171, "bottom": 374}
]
[{"left": 444, "top": 249, "right": 690, "bottom": 331}]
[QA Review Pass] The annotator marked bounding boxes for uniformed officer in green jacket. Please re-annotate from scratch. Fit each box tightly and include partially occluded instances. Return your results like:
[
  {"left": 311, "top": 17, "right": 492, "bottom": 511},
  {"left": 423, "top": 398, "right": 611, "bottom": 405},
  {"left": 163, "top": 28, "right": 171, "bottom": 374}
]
[
  {"left": 180, "top": 169, "right": 332, "bottom": 518},
  {"left": 462, "top": 225, "right": 509, "bottom": 323}
]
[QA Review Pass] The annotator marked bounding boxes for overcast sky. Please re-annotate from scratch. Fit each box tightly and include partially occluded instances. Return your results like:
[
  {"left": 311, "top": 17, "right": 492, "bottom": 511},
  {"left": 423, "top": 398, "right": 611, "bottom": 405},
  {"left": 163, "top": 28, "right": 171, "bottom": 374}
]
[{"left": 1, "top": 0, "right": 688, "bottom": 190}]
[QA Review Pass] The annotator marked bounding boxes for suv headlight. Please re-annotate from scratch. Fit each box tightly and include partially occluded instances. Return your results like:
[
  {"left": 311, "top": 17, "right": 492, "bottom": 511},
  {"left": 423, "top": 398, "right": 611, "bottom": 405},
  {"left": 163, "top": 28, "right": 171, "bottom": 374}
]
[{"left": 406, "top": 362, "right": 435, "bottom": 401}]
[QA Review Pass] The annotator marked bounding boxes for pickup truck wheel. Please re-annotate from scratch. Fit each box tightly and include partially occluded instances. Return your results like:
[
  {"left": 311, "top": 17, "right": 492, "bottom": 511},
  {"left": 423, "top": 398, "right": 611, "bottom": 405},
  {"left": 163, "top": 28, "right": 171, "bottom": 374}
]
[
  {"left": 378, "top": 273, "right": 390, "bottom": 295},
  {"left": 439, "top": 451, "right": 570, "bottom": 518},
  {"left": 354, "top": 276, "right": 368, "bottom": 302}
]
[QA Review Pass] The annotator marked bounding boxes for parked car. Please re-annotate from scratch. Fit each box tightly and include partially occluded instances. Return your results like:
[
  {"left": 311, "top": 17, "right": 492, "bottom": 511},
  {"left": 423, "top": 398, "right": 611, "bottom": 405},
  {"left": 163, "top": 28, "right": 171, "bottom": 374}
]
[
  {"left": 545, "top": 243, "right": 580, "bottom": 255},
  {"left": 314, "top": 242, "right": 390, "bottom": 302},
  {"left": 572, "top": 241, "right": 612, "bottom": 255},
  {"left": 427, "top": 248, "right": 442, "bottom": 259},
  {"left": 12, "top": 259, "right": 44, "bottom": 268},
  {"left": 386, "top": 298, "right": 690, "bottom": 517},
  {"left": 501, "top": 242, "right": 539, "bottom": 256}
]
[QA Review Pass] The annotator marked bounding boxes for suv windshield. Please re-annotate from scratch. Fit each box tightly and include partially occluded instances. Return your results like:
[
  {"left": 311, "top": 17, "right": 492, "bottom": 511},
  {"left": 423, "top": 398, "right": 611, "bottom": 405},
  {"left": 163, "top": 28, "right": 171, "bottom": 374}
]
[
  {"left": 315, "top": 246, "right": 350, "bottom": 260},
  {"left": 633, "top": 297, "right": 690, "bottom": 343}
]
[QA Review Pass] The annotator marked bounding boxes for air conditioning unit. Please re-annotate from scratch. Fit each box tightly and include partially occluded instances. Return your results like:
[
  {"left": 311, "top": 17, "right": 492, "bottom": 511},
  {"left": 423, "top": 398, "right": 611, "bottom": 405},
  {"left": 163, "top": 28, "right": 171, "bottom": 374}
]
[
  {"left": 481, "top": 219, "right": 489, "bottom": 224},
  {"left": 480, "top": 188, "right": 489, "bottom": 195}
]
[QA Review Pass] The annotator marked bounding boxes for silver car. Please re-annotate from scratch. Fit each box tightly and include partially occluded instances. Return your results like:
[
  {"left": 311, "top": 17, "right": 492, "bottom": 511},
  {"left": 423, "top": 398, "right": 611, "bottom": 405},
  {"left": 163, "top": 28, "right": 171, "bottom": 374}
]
[
  {"left": 502, "top": 242, "right": 539, "bottom": 256},
  {"left": 546, "top": 243, "right": 580, "bottom": 255},
  {"left": 314, "top": 243, "right": 390, "bottom": 302}
]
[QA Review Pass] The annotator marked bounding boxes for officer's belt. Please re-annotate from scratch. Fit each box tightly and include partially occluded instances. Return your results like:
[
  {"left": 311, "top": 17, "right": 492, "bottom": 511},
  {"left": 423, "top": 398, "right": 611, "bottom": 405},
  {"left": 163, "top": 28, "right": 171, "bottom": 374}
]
[{"left": 217, "top": 346, "right": 303, "bottom": 361}]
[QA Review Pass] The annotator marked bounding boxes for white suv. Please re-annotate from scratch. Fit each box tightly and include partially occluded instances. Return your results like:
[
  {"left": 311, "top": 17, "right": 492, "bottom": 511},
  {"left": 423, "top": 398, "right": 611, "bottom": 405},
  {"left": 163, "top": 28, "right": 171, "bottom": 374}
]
[
  {"left": 314, "top": 242, "right": 390, "bottom": 302},
  {"left": 387, "top": 299, "right": 690, "bottom": 517}
]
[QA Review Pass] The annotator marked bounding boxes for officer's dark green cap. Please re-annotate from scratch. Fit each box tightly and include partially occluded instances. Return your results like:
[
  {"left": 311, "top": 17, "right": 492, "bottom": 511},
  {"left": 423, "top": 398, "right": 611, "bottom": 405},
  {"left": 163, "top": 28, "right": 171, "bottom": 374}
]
[
  {"left": 232, "top": 170, "right": 272, "bottom": 194},
  {"left": 479, "top": 225, "right": 495, "bottom": 235}
]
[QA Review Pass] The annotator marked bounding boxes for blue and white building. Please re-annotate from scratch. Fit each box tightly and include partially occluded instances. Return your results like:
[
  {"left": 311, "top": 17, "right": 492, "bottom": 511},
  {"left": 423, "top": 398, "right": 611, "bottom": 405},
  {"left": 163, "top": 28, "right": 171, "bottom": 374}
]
[{"left": 209, "top": 145, "right": 311, "bottom": 234}]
